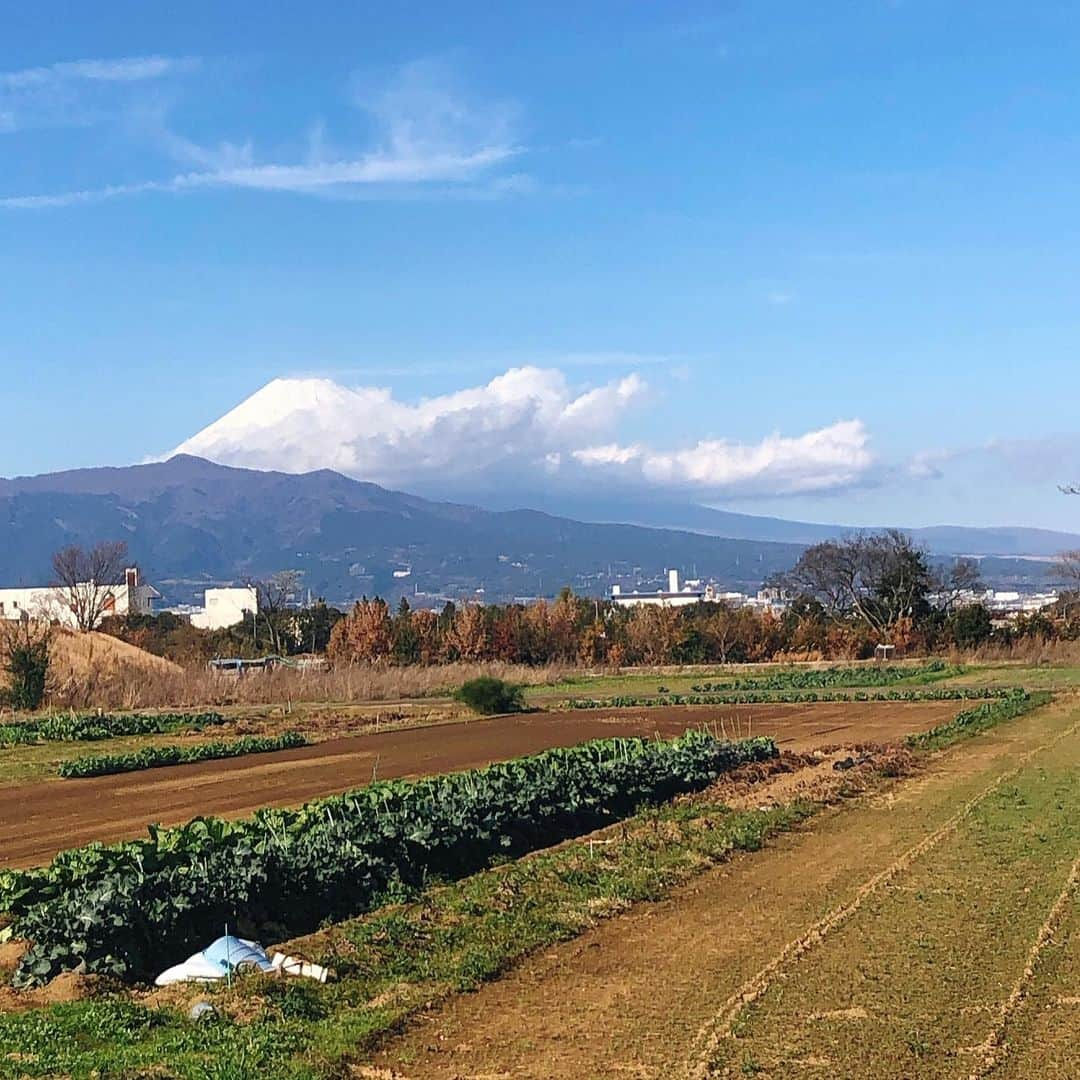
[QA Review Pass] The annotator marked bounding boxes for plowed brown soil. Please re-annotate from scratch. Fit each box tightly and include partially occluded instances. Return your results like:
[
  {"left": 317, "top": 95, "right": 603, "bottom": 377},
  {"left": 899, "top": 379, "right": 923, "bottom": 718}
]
[{"left": 0, "top": 701, "right": 956, "bottom": 868}]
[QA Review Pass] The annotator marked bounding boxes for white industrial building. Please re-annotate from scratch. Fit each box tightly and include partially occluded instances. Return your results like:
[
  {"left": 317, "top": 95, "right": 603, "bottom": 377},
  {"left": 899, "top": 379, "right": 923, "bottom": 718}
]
[
  {"left": 611, "top": 570, "right": 705, "bottom": 608},
  {"left": 611, "top": 571, "right": 789, "bottom": 613},
  {"left": 0, "top": 568, "right": 158, "bottom": 628},
  {"left": 187, "top": 587, "right": 259, "bottom": 630}
]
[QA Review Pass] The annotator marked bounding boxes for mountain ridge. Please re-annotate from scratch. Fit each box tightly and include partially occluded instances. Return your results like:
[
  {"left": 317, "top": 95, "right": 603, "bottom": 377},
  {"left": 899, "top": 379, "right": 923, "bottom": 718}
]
[{"left": 0, "top": 456, "right": 1072, "bottom": 605}]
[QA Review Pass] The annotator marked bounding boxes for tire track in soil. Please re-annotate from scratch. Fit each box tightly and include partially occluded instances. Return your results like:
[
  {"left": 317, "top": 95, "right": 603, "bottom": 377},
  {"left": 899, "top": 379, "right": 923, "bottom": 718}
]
[
  {"left": 685, "top": 718, "right": 1080, "bottom": 1080},
  {"left": 965, "top": 853, "right": 1080, "bottom": 1079}
]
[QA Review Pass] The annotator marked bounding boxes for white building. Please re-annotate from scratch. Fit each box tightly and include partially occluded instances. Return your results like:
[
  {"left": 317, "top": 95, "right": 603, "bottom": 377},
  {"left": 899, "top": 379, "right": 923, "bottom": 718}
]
[
  {"left": 611, "top": 572, "right": 790, "bottom": 613},
  {"left": 0, "top": 568, "right": 158, "bottom": 628},
  {"left": 611, "top": 569, "right": 705, "bottom": 608},
  {"left": 188, "top": 587, "right": 259, "bottom": 631}
]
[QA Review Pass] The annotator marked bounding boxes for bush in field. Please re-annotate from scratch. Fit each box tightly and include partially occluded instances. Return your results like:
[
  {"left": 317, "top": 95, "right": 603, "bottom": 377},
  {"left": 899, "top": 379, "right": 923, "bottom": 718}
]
[
  {"left": 0, "top": 620, "right": 51, "bottom": 712},
  {"left": 454, "top": 676, "right": 525, "bottom": 715}
]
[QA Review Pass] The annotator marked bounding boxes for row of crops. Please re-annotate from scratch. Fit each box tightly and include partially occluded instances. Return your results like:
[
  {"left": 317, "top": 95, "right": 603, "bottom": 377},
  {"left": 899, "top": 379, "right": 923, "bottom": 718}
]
[
  {"left": 687, "top": 661, "right": 957, "bottom": 693},
  {"left": 0, "top": 711, "right": 226, "bottom": 747},
  {"left": 56, "top": 732, "right": 308, "bottom": 778},
  {"left": 565, "top": 686, "right": 1015, "bottom": 709},
  {"left": 907, "top": 689, "right": 1048, "bottom": 750},
  {"left": 1, "top": 729, "right": 778, "bottom": 987}
]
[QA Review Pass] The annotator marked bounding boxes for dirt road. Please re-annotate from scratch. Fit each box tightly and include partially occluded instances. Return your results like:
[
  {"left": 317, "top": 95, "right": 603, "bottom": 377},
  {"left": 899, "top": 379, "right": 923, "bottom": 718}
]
[
  {"left": 372, "top": 698, "right": 1077, "bottom": 1079},
  {"left": 0, "top": 702, "right": 955, "bottom": 868}
]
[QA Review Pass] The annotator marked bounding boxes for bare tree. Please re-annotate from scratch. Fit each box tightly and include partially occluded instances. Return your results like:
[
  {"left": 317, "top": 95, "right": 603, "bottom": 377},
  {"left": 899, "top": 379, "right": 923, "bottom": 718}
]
[
  {"left": 253, "top": 570, "right": 303, "bottom": 655},
  {"left": 778, "top": 530, "right": 934, "bottom": 637},
  {"left": 51, "top": 541, "right": 130, "bottom": 631},
  {"left": 933, "top": 557, "right": 984, "bottom": 615}
]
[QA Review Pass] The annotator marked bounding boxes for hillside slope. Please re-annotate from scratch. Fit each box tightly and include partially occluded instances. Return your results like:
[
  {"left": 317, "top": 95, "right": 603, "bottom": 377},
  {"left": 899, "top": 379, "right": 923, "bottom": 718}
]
[{"left": 0, "top": 456, "right": 805, "bottom": 605}]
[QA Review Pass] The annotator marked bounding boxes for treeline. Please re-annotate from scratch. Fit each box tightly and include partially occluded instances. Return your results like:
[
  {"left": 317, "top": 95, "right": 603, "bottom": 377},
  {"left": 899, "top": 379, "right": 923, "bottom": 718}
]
[
  {"left": 322, "top": 591, "right": 1079, "bottom": 667},
  {"left": 94, "top": 531, "right": 1079, "bottom": 669},
  {"left": 98, "top": 602, "right": 343, "bottom": 665}
]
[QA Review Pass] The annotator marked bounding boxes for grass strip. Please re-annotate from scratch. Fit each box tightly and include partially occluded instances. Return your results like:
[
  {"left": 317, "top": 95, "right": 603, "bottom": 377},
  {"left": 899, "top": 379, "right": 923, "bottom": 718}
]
[
  {"left": 56, "top": 732, "right": 308, "bottom": 779},
  {"left": 906, "top": 689, "right": 1051, "bottom": 751}
]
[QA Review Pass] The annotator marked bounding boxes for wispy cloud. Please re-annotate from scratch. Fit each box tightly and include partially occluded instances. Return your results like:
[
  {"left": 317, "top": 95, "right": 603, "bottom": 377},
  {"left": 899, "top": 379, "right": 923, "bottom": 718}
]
[
  {"left": 0, "top": 55, "right": 197, "bottom": 134},
  {"left": 0, "top": 55, "right": 197, "bottom": 90},
  {"left": 2, "top": 58, "right": 527, "bottom": 209}
]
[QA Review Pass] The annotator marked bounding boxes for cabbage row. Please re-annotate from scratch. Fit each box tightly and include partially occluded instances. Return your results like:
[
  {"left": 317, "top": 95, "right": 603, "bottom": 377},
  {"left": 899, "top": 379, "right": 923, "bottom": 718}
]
[
  {"left": 4, "top": 729, "right": 777, "bottom": 987},
  {"left": 566, "top": 686, "right": 1015, "bottom": 709},
  {"left": 688, "top": 661, "right": 955, "bottom": 693},
  {"left": 0, "top": 711, "right": 226, "bottom": 747},
  {"left": 57, "top": 732, "right": 308, "bottom": 778}
]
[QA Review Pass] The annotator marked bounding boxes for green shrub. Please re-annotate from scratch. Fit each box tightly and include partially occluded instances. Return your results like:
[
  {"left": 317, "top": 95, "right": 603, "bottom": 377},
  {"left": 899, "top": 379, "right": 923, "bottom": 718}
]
[
  {"left": 1, "top": 627, "right": 49, "bottom": 712},
  {"left": 454, "top": 676, "right": 526, "bottom": 715}
]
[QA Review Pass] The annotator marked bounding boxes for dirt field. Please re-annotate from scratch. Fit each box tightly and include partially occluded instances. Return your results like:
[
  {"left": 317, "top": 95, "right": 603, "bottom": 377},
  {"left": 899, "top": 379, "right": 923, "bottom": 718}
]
[
  {"left": 0, "top": 701, "right": 958, "bottom": 868},
  {"left": 372, "top": 698, "right": 1079, "bottom": 1080}
]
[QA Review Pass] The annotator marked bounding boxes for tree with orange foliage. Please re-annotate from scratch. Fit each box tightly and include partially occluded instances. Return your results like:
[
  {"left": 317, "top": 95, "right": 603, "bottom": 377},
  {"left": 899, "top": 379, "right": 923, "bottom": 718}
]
[
  {"left": 578, "top": 620, "right": 608, "bottom": 666},
  {"left": 447, "top": 604, "right": 489, "bottom": 661},
  {"left": 549, "top": 588, "right": 583, "bottom": 662},
  {"left": 491, "top": 606, "right": 527, "bottom": 663},
  {"left": 623, "top": 605, "right": 682, "bottom": 665},
  {"left": 411, "top": 607, "right": 441, "bottom": 664},
  {"left": 523, "top": 600, "right": 553, "bottom": 663},
  {"left": 327, "top": 597, "right": 392, "bottom": 664}
]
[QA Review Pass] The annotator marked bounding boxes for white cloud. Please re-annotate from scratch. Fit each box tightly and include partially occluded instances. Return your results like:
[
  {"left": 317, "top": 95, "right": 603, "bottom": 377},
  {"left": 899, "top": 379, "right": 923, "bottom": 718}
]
[
  {"left": 2, "top": 58, "right": 525, "bottom": 208},
  {"left": 0, "top": 55, "right": 196, "bottom": 134},
  {"left": 0, "top": 55, "right": 196, "bottom": 90},
  {"left": 169, "top": 368, "right": 876, "bottom": 500}
]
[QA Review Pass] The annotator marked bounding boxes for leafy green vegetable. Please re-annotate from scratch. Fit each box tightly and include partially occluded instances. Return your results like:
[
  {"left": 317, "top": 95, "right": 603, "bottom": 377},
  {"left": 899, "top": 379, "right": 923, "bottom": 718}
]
[
  {"left": 906, "top": 690, "right": 1049, "bottom": 750},
  {"left": 0, "top": 711, "right": 226, "bottom": 747},
  {"left": 687, "top": 661, "right": 958, "bottom": 693},
  {"left": 5, "top": 730, "right": 777, "bottom": 986},
  {"left": 565, "top": 686, "right": 1016, "bottom": 709},
  {"left": 57, "top": 732, "right": 308, "bottom": 778}
]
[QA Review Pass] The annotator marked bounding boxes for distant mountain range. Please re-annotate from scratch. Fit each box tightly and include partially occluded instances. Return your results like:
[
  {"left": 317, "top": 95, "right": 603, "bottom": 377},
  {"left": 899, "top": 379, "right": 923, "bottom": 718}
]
[
  {"left": 0, "top": 456, "right": 1074, "bottom": 606},
  {"left": 469, "top": 492, "right": 1080, "bottom": 558}
]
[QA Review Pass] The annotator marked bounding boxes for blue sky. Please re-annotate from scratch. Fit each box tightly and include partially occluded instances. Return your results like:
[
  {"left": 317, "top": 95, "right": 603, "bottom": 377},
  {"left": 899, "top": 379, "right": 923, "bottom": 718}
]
[{"left": 2, "top": 1, "right": 1080, "bottom": 530}]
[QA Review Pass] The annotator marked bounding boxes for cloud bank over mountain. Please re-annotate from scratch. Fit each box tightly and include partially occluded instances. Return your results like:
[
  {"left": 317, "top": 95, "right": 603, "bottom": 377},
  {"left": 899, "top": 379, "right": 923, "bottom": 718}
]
[{"left": 171, "top": 367, "right": 875, "bottom": 500}]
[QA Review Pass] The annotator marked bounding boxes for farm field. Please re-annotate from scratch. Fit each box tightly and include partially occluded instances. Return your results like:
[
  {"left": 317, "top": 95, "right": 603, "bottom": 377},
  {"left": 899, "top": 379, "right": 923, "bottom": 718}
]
[
  {"left": 0, "top": 699, "right": 960, "bottom": 867},
  {"left": 372, "top": 693, "right": 1080, "bottom": 1079},
  {"left": 0, "top": 663, "right": 1066, "bottom": 1080}
]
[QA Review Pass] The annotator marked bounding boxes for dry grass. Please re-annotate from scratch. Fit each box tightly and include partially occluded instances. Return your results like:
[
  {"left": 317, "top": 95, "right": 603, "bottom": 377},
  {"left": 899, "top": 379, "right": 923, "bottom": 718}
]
[
  {"left": 947, "top": 638, "right": 1080, "bottom": 666},
  {"left": 39, "top": 654, "right": 572, "bottom": 711}
]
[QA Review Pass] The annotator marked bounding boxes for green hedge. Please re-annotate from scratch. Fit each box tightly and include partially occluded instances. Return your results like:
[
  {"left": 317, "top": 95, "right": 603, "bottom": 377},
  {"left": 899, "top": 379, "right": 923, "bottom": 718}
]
[
  {"left": 565, "top": 686, "right": 1015, "bottom": 709},
  {"left": 4, "top": 730, "right": 777, "bottom": 986},
  {"left": 0, "top": 711, "right": 226, "bottom": 748},
  {"left": 906, "top": 690, "right": 1049, "bottom": 750},
  {"left": 57, "top": 732, "right": 308, "bottom": 779}
]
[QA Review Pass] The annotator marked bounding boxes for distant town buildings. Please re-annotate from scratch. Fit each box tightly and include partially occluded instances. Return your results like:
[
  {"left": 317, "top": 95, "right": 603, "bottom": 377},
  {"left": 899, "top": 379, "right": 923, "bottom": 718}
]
[
  {"left": 0, "top": 568, "right": 158, "bottom": 629},
  {"left": 610, "top": 570, "right": 790, "bottom": 614},
  {"left": 939, "top": 588, "right": 1060, "bottom": 621}
]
